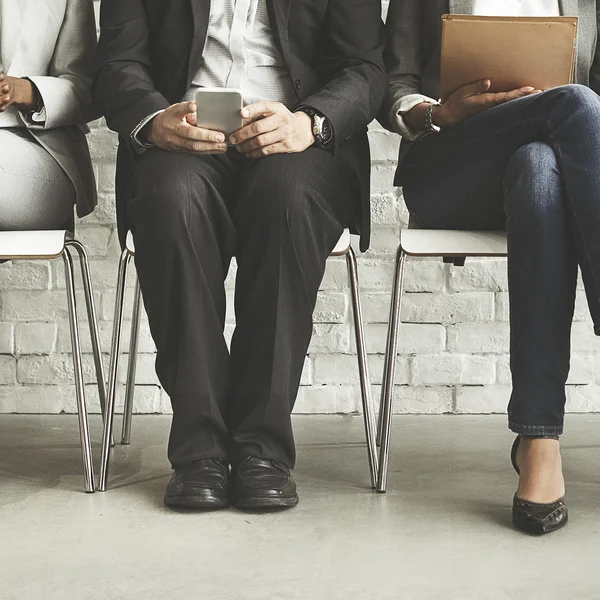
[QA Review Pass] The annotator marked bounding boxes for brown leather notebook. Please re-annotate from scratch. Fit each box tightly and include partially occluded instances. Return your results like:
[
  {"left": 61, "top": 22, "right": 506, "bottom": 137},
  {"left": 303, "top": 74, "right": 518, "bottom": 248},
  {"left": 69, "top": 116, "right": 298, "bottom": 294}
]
[{"left": 440, "top": 14, "right": 578, "bottom": 101}]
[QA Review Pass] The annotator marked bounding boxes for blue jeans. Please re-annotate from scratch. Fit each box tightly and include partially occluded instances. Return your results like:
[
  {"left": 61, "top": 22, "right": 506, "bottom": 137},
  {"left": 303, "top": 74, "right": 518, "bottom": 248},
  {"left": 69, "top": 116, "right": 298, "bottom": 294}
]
[{"left": 397, "top": 85, "right": 600, "bottom": 437}]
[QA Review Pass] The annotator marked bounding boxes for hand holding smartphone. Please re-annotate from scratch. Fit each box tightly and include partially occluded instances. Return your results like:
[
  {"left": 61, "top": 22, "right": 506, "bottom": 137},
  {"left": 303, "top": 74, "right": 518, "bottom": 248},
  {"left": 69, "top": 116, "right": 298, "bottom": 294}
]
[{"left": 195, "top": 88, "right": 244, "bottom": 139}]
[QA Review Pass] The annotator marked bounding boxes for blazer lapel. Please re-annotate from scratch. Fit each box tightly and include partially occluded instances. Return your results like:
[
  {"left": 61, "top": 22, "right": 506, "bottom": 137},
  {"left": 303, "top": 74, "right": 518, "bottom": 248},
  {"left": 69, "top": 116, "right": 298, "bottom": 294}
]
[
  {"left": 449, "top": 0, "right": 475, "bottom": 14},
  {"left": 266, "top": 0, "right": 292, "bottom": 67},
  {"left": 188, "top": 0, "right": 211, "bottom": 84}
]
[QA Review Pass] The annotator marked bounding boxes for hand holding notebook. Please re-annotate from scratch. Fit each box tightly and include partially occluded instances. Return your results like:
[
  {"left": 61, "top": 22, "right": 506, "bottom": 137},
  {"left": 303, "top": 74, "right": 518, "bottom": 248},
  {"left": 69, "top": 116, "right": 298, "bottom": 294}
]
[{"left": 440, "top": 15, "right": 579, "bottom": 102}]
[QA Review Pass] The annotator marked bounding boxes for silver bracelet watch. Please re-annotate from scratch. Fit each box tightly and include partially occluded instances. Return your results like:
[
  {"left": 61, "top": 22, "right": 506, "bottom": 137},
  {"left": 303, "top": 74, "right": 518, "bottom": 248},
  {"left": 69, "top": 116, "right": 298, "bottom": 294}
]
[{"left": 424, "top": 102, "right": 442, "bottom": 134}]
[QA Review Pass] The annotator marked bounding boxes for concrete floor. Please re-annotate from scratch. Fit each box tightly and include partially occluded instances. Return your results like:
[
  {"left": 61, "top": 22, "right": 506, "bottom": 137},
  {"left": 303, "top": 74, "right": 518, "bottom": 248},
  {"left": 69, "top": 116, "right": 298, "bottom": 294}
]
[{"left": 1, "top": 415, "right": 600, "bottom": 600}]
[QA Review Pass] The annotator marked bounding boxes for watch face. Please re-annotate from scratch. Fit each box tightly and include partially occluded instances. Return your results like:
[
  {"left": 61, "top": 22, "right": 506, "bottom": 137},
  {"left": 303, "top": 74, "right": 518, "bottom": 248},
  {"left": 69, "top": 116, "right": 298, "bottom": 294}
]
[{"left": 313, "top": 114, "right": 324, "bottom": 137}]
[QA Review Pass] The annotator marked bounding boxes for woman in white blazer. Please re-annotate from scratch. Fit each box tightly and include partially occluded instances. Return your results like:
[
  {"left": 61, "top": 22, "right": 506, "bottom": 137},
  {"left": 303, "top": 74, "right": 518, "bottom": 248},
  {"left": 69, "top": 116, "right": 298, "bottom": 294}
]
[
  {"left": 384, "top": 0, "right": 600, "bottom": 535},
  {"left": 0, "top": 0, "right": 97, "bottom": 229}
]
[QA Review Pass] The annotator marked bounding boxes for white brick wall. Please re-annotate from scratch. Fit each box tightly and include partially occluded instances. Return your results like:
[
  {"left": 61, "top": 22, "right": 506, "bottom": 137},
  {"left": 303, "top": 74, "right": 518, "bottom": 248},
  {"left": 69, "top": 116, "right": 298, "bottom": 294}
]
[{"left": 1, "top": 1, "right": 599, "bottom": 417}]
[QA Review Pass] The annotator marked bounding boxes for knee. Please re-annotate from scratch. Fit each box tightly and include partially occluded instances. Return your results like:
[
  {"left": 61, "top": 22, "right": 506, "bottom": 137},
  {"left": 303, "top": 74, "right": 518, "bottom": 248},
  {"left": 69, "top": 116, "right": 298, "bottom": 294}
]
[
  {"left": 548, "top": 84, "right": 600, "bottom": 117},
  {"left": 504, "top": 143, "right": 563, "bottom": 218},
  {"left": 129, "top": 151, "right": 206, "bottom": 238},
  {"left": 237, "top": 156, "right": 314, "bottom": 224}
]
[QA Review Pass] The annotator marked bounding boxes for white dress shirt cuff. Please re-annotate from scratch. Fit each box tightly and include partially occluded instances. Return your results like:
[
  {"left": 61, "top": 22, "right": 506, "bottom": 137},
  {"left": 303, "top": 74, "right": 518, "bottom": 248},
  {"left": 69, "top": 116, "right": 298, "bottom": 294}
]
[
  {"left": 131, "top": 110, "right": 165, "bottom": 154},
  {"left": 388, "top": 94, "right": 440, "bottom": 141}
]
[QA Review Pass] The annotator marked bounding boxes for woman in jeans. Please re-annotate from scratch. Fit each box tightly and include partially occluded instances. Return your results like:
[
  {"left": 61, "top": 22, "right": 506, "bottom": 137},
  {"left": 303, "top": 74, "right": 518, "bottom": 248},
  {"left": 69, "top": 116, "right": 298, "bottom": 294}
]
[
  {"left": 0, "top": 0, "right": 97, "bottom": 230},
  {"left": 384, "top": 0, "right": 600, "bottom": 534}
]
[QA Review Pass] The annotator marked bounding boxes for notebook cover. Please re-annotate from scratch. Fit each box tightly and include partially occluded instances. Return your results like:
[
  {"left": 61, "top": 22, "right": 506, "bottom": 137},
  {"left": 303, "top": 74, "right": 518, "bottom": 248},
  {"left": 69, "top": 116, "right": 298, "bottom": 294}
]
[{"left": 440, "top": 15, "right": 578, "bottom": 102}]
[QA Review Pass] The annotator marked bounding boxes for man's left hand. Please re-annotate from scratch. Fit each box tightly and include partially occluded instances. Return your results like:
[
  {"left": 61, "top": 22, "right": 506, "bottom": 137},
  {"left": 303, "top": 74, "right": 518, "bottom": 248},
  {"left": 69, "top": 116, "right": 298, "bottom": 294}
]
[{"left": 230, "top": 102, "right": 315, "bottom": 159}]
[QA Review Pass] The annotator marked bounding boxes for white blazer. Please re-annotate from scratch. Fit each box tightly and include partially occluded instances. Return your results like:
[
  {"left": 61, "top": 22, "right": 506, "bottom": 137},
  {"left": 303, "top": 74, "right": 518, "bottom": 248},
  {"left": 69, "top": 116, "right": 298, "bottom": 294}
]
[{"left": 1, "top": 0, "right": 98, "bottom": 217}]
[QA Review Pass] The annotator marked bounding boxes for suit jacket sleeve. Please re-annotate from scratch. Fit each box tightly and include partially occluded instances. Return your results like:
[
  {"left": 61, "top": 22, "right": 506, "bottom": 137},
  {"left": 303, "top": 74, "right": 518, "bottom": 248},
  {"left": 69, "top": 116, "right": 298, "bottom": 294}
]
[
  {"left": 26, "top": 0, "right": 98, "bottom": 129},
  {"left": 380, "top": 0, "right": 426, "bottom": 130},
  {"left": 301, "top": 0, "right": 386, "bottom": 152},
  {"left": 589, "top": 7, "right": 600, "bottom": 95},
  {"left": 93, "top": 0, "right": 171, "bottom": 140}
]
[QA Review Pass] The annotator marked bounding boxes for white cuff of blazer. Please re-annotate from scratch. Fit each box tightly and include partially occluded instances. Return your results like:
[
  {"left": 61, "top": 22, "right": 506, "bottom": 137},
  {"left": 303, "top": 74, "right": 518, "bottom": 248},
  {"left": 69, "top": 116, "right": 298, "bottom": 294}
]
[
  {"left": 131, "top": 110, "right": 165, "bottom": 154},
  {"left": 389, "top": 94, "right": 440, "bottom": 141}
]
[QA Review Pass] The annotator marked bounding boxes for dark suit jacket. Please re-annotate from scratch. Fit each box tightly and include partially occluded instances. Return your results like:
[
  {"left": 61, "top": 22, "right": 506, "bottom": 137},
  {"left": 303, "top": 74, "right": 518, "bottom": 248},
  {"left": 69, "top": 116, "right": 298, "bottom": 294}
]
[{"left": 93, "top": 0, "right": 386, "bottom": 252}]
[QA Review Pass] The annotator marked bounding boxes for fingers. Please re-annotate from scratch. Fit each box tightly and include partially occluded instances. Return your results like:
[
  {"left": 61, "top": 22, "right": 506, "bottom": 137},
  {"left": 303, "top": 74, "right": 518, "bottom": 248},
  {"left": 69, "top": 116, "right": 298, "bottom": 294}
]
[
  {"left": 240, "top": 101, "right": 280, "bottom": 123},
  {"left": 458, "top": 79, "right": 492, "bottom": 98},
  {"left": 170, "top": 139, "right": 228, "bottom": 154},
  {"left": 230, "top": 114, "right": 280, "bottom": 145},
  {"left": 185, "top": 111, "right": 198, "bottom": 127},
  {"left": 236, "top": 128, "right": 288, "bottom": 154},
  {"left": 168, "top": 135, "right": 227, "bottom": 154},
  {"left": 170, "top": 101, "right": 197, "bottom": 119},
  {"left": 463, "top": 83, "right": 538, "bottom": 114},
  {"left": 186, "top": 145, "right": 228, "bottom": 156},
  {"left": 157, "top": 103, "right": 226, "bottom": 154},
  {"left": 245, "top": 142, "right": 289, "bottom": 160},
  {"left": 0, "top": 86, "right": 11, "bottom": 112},
  {"left": 173, "top": 122, "right": 225, "bottom": 144},
  {"left": 495, "top": 86, "right": 537, "bottom": 103}
]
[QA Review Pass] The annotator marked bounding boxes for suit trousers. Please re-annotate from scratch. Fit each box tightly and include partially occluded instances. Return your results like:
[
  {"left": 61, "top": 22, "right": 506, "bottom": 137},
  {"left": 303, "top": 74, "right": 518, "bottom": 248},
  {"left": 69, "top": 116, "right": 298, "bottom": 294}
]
[{"left": 127, "top": 147, "right": 360, "bottom": 469}]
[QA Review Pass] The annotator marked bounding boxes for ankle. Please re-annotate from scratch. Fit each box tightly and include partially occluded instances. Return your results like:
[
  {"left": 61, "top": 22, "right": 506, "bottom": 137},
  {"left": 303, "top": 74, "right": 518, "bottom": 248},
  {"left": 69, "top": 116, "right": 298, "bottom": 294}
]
[
  {"left": 516, "top": 437, "right": 565, "bottom": 503},
  {"left": 517, "top": 437, "right": 560, "bottom": 464}
]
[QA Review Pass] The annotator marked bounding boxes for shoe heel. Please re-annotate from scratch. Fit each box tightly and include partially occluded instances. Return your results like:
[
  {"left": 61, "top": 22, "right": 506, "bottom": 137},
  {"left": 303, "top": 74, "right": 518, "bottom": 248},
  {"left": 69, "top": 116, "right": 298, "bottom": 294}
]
[{"left": 510, "top": 436, "right": 521, "bottom": 475}]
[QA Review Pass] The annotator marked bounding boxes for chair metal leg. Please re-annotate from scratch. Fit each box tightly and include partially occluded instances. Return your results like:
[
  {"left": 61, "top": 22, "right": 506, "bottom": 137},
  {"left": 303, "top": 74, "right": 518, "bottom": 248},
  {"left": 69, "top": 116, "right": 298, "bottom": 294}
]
[
  {"left": 121, "top": 276, "right": 141, "bottom": 445},
  {"left": 65, "top": 240, "right": 108, "bottom": 417},
  {"left": 376, "top": 401, "right": 384, "bottom": 448},
  {"left": 376, "top": 247, "right": 406, "bottom": 493},
  {"left": 98, "top": 249, "right": 131, "bottom": 492},
  {"left": 63, "top": 249, "right": 95, "bottom": 493},
  {"left": 345, "top": 247, "right": 378, "bottom": 489}
]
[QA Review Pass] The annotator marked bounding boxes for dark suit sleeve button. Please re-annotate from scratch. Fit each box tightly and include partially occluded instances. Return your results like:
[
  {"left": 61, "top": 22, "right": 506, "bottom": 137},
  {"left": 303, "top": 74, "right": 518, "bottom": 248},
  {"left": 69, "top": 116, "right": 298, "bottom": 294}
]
[{"left": 295, "top": 79, "right": 301, "bottom": 90}]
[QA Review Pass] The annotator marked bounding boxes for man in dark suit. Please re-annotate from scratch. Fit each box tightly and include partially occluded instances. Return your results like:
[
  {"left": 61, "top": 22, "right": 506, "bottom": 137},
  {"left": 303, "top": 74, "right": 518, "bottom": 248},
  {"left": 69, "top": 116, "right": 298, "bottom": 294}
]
[{"left": 94, "top": 0, "right": 385, "bottom": 510}]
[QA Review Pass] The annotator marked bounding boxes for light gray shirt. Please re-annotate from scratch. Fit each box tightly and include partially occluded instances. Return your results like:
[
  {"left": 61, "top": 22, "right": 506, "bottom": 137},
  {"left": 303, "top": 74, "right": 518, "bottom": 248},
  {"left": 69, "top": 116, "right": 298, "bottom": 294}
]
[
  {"left": 133, "top": 0, "right": 296, "bottom": 149},
  {"left": 184, "top": 0, "right": 296, "bottom": 106}
]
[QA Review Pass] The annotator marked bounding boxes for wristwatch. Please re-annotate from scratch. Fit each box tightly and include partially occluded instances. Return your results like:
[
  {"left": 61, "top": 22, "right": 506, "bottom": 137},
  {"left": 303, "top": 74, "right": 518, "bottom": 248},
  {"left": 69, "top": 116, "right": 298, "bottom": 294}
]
[{"left": 295, "top": 106, "right": 333, "bottom": 150}]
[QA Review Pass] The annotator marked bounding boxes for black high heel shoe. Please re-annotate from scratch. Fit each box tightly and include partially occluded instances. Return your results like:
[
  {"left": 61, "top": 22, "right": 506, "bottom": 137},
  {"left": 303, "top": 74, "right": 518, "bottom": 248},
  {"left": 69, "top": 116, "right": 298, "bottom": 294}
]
[{"left": 510, "top": 436, "right": 568, "bottom": 535}]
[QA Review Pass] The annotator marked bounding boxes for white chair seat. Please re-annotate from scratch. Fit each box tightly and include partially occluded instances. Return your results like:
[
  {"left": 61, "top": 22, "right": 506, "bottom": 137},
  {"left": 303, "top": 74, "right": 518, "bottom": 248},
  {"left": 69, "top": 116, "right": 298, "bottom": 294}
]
[
  {"left": 0, "top": 230, "right": 71, "bottom": 260},
  {"left": 401, "top": 229, "right": 507, "bottom": 257},
  {"left": 330, "top": 229, "right": 351, "bottom": 256},
  {"left": 126, "top": 231, "right": 135, "bottom": 254},
  {"left": 126, "top": 229, "right": 353, "bottom": 257}
]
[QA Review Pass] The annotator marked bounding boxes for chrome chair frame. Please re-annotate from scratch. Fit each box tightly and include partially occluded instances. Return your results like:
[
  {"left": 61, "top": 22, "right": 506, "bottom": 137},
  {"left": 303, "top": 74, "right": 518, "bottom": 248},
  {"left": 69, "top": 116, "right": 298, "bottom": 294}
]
[
  {"left": 98, "top": 231, "right": 380, "bottom": 492},
  {"left": 0, "top": 231, "right": 107, "bottom": 493},
  {"left": 376, "top": 224, "right": 508, "bottom": 492}
]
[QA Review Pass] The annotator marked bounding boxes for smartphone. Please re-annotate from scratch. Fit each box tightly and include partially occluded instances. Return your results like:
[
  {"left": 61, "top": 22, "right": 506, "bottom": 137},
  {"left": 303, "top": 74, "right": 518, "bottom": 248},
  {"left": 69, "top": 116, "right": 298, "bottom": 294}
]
[{"left": 195, "top": 88, "right": 244, "bottom": 138}]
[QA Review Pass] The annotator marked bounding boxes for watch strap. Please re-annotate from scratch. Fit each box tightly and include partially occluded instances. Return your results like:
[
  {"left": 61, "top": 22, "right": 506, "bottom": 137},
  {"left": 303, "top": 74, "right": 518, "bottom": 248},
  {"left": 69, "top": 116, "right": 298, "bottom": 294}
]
[{"left": 424, "top": 102, "right": 441, "bottom": 134}]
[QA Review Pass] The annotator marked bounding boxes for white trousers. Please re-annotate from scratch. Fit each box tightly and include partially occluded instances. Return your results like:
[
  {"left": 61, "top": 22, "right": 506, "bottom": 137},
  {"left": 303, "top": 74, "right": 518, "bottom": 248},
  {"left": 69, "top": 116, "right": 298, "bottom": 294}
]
[{"left": 0, "top": 128, "right": 75, "bottom": 230}]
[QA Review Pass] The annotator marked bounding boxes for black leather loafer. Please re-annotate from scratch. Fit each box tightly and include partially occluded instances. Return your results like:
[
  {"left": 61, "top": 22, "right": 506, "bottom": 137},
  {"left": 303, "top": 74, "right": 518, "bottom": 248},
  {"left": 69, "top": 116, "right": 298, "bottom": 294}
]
[
  {"left": 231, "top": 456, "right": 299, "bottom": 509},
  {"left": 510, "top": 436, "right": 568, "bottom": 535},
  {"left": 163, "top": 458, "right": 230, "bottom": 509}
]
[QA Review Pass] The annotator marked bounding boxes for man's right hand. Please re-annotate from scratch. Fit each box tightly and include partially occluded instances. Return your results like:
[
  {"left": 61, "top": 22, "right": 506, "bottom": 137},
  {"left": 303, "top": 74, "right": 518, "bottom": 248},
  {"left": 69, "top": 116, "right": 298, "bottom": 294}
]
[
  {"left": 432, "top": 80, "right": 541, "bottom": 129},
  {"left": 147, "top": 102, "right": 228, "bottom": 155}
]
